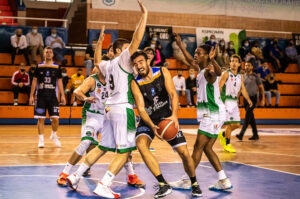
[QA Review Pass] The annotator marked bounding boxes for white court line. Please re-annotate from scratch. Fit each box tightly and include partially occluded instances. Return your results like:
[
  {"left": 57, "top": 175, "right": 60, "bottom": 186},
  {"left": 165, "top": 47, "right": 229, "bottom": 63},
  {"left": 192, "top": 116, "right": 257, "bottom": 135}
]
[
  {"left": 241, "top": 151, "right": 300, "bottom": 158},
  {"left": 229, "top": 161, "right": 300, "bottom": 177},
  {"left": 255, "top": 165, "right": 300, "bottom": 167}
]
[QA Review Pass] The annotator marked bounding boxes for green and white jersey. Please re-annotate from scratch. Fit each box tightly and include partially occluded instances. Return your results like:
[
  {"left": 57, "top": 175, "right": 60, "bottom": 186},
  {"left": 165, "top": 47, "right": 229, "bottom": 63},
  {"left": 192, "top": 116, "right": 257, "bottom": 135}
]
[
  {"left": 98, "top": 48, "right": 134, "bottom": 106},
  {"left": 221, "top": 70, "right": 241, "bottom": 102},
  {"left": 196, "top": 69, "right": 225, "bottom": 120},
  {"left": 82, "top": 74, "right": 108, "bottom": 122}
]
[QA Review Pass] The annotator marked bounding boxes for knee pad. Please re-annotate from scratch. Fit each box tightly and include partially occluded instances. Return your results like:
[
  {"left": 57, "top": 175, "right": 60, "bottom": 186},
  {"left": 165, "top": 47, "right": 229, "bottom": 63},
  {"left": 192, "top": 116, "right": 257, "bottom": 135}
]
[{"left": 75, "top": 139, "right": 92, "bottom": 156}]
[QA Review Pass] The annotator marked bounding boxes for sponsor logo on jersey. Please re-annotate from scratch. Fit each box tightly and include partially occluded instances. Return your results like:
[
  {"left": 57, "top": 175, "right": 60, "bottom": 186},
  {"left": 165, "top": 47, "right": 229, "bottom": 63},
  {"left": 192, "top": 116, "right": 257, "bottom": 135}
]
[
  {"left": 36, "top": 108, "right": 45, "bottom": 114},
  {"left": 46, "top": 70, "right": 50, "bottom": 76},
  {"left": 86, "top": 131, "right": 92, "bottom": 136},
  {"left": 151, "top": 88, "right": 156, "bottom": 96},
  {"left": 97, "top": 88, "right": 101, "bottom": 93}
]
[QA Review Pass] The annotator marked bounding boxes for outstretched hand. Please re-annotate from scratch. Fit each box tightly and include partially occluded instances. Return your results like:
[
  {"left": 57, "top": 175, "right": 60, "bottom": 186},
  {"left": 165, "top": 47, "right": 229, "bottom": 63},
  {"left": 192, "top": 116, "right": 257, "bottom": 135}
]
[
  {"left": 173, "top": 32, "right": 181, "bottom": 45},
  {"left": 209, "top": 46, "right": 218, "bottom": 60},
  {"left": 97, "top": 25, "right": 105, "bottom": 43},
  {"left": 137, "top": 0, "right": 147, "bottom": 14}
]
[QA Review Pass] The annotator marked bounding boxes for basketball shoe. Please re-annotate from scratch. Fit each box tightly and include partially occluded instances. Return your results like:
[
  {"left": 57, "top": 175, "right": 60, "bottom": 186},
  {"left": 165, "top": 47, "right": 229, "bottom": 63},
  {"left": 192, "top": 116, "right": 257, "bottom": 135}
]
[
  {"left": 169, "top": 175, "right": 191, "bottom": 190},
  {"left": 57, "top": 172, "right": 69, "bottom": 186},
  {"left": 127, "top": 174, "right": 146, "bottom": 188},
  {"left": 191, "top": 182, "right": 203, "bottom": 197},
  {"left": 218, "top": 131, "right": 226, "bottom": 147},
  {"left": 66, "top": 173, "right": 81, "bottom": 190},
  {"left": 224, "top": 144, "right": 236, "bottom": 153},
  {"left": 93, "top": 182, "right": 120, "bottom": 198},
  {"left": 154, "top": 182, "right": 172, "bottom": 198},
  {"left": 50, "top": 133, "right": 61, "bottom": 147},
  {"left": 209, "top": 178, "right": 232, "bottom": 191},
  {"left": 38, "top": 140, "right": 44, "bottom": 148}
]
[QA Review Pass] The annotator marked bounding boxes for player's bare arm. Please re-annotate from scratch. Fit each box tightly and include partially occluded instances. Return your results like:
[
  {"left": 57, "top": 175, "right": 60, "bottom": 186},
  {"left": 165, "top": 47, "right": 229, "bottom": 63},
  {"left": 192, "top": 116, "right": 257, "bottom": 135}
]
[
  {"left": 240, "top": 75, "right": 253, "bottom": 107},
  {"left": 29, "top": 77, "right": 37, "bottom": 105},
  {"left": 57, "top": 78, "right": 66, "bottom": 105},
  {"left": 209, "top": 46, "right": 222, "bottom": 76},
  {"left": 128, "top": 0, "right": 148, "bottom": 55},
  {"left": 131, "top": 80, "right": 161, "bottom": 139},
  {"left": 162, "top": 67, "right": 179, "bottom": 129},
  {"left": 94, "top": 26, "right": 105, "bottom": 66},
  {"left": 219, "top": 71, "right": 229, "bottom": 93},
  {"left": 258, "top": 84, "right": 265, "bottom": 107},
  {"left": 74, "top": 77, "right": 97, "bottom": 103}
]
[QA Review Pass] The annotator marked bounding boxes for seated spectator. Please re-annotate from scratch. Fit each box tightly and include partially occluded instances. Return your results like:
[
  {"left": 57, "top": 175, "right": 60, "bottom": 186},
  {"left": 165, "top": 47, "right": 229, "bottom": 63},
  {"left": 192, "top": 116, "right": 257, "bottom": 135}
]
[
  {"left": 285, "top": 39, "right": 300, "bottom": 72},
  {"left": 264, "top": 73, "right": 280, "bottom": 107},
  {"left": 251, "top": 41, "right": 264, "bottom": 61},
  {"left": 205, "top": 34, "right": 217, "bottom": 47},
  {"left": 144, "top": 47, "right": 155, "bottom": 67},
  {"left": 107, "top": 44, "right": 114, "bottom": 60},
  {"left": 84, "top": 40, "right": 96, "bottom": 76},
  {"left": 257, "top": 60, "right": 270, "bottom": 82},
  {"left": 28, "top": 63, "right": 36, "bottom": 85},
  {"left": 227, "top": 41, "right": 236, "bottom": 58},
  {"left": 11, "top": 63, "right": 30, "bottom": 105},
  {"left": 154, "top": 41, "right": 166, "bottom": 66},
  {"left": 26, "top": 26, "right": 44, "bottom": 64},
  {"left": 45, "top": 28, "right": 67, "bottom": 66},
  {"left": 245, "top": 51, "right": 259, "bottom": 72},
  {"left": 239, "top": 40, "right": 250, "bottom": 61},
  {"left": 267, "top": 38, "right": 287, "bottom": 72},
  {"left": 216, "top": 39, "right": 229, "bottom": 70},
  {"left": 61, "top": 68, "right": 71, "bottom": 105},
  {"left": 185, "top": 68, "right": 197, "bottom": 107},
  {"left": 10, "top": 28, "right": 30, "bottom": 65},
  {"left": 70, "top": 68, "right": 84, "bottom": 106},
  {"left": 172, "top": 69, "right": 186, "bottom": 106}
]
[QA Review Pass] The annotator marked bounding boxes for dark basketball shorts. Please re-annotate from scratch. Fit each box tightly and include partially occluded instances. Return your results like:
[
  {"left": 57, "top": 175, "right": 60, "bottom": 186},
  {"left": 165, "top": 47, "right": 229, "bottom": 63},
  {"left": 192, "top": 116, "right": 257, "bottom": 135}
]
[{"left": 34, "top": 96, "right": 59, "bottom": 118}]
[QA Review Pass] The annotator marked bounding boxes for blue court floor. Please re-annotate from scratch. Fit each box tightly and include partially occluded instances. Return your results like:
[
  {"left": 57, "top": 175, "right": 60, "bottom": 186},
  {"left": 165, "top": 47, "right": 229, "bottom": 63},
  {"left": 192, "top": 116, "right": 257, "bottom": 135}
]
[{"left": 0, "top": 162, "right": 299, "bottom": 199}]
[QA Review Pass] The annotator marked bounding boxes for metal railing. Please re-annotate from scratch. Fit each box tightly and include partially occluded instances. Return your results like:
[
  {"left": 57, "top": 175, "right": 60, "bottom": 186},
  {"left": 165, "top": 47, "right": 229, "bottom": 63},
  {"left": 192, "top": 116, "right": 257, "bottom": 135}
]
[{"left": 0, "top": 16, "right": 68, "bottom": 28}]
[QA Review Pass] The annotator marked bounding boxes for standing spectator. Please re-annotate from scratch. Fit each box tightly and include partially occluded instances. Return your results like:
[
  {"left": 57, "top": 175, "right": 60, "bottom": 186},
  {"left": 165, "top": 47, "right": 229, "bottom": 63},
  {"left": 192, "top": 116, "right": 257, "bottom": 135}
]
[
  {"left": 236, "top": 62, "right": 265, "bottom": 141},
  {"left": 267, "top": 39, "right": 287, "bottom": 72},
  {"left": 11, "top": 63, "right": 30, "bottom": 105},
  {"left": 172, "top": 69, "right": 186, "bottom": 106},
  {"left": 26, "top": 26, "right": 44, "bottom": 64},
  {"left": 185, "top": 68, "right": 197, "bottom": 107},
  {"left": 216, "top": 39, "right": 229, "bottom": 70},
  {"left": 45, "top": 28, "right": 67, "bottom": 66},
  {"left": 10, "top": 28, "right": 30, "bottom": 65},
  {"left": 264, "top": 73, "right": 280, "bottom": 107},
  {"left": 144, "top": 47, "right": 155, "bottom": 67},
  {"left": 205, "top": 34, "right": 217, "bottom": 47},
  {"left": 28, "top": 63, "right": 36, "bottom": 85},
  {"left": 70, "top": 68, "right": 84, "bottom": 106},
  {"left": 257, "top": 60, "right": 270, "bottom": 82},
  {"left": 84, "top": 40, "right": 96, "bottom": 76},
  {"left": 239, "top": 40, "right": 250, "bottom": 61},
  {"left": 227, "top": 41, "right": 236, "bottom": 58},
  {"left": 251, "top": 41, "right": 264, "bottom": 61},
  {"left": 285, "top": 39, "right": 300, "bottom": 72}
]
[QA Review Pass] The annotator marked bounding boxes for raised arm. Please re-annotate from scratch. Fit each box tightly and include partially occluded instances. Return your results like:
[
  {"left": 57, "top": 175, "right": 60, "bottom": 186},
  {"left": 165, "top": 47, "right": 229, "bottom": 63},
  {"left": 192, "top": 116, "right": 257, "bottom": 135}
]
[
  {"left": 209, "top": 46, "right": 222, "bottom": 76},
  {"left": 219, "top": 71, "right": 228, "bottom": 93},
  {"left": 128, "top": 0, "right": 148, "bottom": 55},
  {"left": 94, "top": 26, "right": 105, "bottom": 66},
  {"left": 240, "top": 75, "right": 253, "bottom": 107},
  {"left": 174, "top": 33, "right": 194, "bottom": 65}
]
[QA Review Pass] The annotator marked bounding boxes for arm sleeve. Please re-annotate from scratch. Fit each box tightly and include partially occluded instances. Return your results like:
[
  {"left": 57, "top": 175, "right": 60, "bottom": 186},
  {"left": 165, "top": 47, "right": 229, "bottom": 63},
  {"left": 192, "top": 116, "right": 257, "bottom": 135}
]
[
  {"left": 24, "top": 73, "right": 30, "bottom": 86},
  {"left": 11, "top": 36, "right": 17, "bottom": 48},
  {"left": 118, "top": 48, "right": 133, "bottom": 73},
  {"left": 11, "top": 72, "right": 18, "bottom": 86}
]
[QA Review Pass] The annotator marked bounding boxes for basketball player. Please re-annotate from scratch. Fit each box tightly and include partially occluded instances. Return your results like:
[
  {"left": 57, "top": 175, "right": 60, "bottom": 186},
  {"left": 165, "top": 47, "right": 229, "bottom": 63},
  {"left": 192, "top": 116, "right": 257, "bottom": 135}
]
[
  {"left": 29, "top": 46, "right": 66, "bottom": 148},
  {"left": 67, "top": 1, "right": 147, "bottom": 198},
  {"left": 218, "top": 55, "right": 253, "bottom": 153},
  {"left": 131, "top": 51, "right": 202, "bottom": 198},
  {"left": 171, "top": 34, "right": 232, "bottom": 191}
]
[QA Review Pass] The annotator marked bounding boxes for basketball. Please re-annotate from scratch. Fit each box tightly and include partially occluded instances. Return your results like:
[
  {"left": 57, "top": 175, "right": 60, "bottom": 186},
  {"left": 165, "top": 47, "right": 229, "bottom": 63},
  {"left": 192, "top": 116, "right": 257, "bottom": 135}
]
[{"left": 157, "top": 119, "right": 179, "bottom": 141}]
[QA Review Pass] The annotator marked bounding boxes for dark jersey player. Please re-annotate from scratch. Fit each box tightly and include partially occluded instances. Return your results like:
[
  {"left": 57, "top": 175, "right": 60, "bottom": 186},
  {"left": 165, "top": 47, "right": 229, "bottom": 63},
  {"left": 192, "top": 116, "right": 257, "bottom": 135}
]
[
  {"left": 131, "top": 51, "right": 202, "bottom": 198},
  {"left": 29, "top": 46, "right": 66, "bottom": 148}
]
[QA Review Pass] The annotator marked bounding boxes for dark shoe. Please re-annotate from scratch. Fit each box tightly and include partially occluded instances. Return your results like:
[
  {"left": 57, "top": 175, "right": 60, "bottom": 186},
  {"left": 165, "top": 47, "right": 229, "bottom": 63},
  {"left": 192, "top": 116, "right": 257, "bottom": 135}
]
[
  {"left": 275, "top": 104, "right": 279, "bottom": 107},
  {"left": 248, "top": 136, "right": 259, "bottom": 140},
  {"left": 154, "top": 183, "right": 172, "bottom": 198},
  {"left": 82, "top": 168, "right": 90, "bottom": 177},
  {"left": 236, "top": 134, "right": 243, "bottom": 141},
  {"left": 192, "top": 183, "right": 202, "bottom": 197}
]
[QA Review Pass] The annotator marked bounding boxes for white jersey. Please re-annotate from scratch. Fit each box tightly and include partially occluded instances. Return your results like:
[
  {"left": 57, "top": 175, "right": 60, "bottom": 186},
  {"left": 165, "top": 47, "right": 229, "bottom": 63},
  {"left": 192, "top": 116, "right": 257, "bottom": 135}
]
[
  {"left": 196, "top": 69, "right": 225, "bottom": 120},
  {"left": 221, "top": 70, "right": 241, "bottom": 102},
  {"left": 98, "top": 48, "right": 134, "bottom": 106}
]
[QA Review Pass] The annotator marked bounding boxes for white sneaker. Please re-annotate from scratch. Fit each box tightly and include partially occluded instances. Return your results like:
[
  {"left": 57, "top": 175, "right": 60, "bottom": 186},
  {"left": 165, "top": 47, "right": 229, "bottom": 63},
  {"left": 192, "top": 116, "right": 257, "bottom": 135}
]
[
  {"left": 209, "top": 178, "right": 232, "bottom": 191},
  {"left": 50, "top": 134, "right": 61, "bottom": 147},
  {"left": 169, "top": 176, "right": 191, "bottom": 190},
  {"left": 73, "top": 101, "right": 77, "bottom": 106},
  {"left": 66, "top": 173, "right": 81, "bottom": 190},
  {"left": 13, "top": 101, "right": 18, "bottom": 106},
  {"left": 38, "top": 140, "right": 44, "bottom": 148},
  {"left": 93, "top": 182, "right": 121, "bottom": 198}
]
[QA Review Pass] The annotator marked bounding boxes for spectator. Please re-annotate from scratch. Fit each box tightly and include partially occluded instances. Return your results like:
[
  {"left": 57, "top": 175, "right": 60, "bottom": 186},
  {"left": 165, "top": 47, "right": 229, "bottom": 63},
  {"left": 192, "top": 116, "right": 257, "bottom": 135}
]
[
  {"left": 11, "top": 63, "right": 30, "bottom": 105},
  {"left": 172, "top": 69, "right": 186, "bottom": 106},
  {"left": 10, "top": 28, "right": 30, "bottom": 66},
  {"left": 257, "top": 60, "right": 270, "bottom": 82},
  {"left": 28, "top": 63, "right": 36, "bottom": 85},
  {"left": 239, "top": 40, "right": 251, "bottom": 61},
  {"left": 172, "top": 39, "right": 191, "bottom": 67},
  {"left": 205, "top": 34, "right": 217, "bottom": 47},
  {"left": 245, "top": 50, "right": 259, "bottom": 72},
  {"left": 185, "top": 68, "right": 197, "bottom": 107},
  {"left": 267, "top": 38, "right": 287, "bottom": 72},
  {"left": 45, "top": 28, "right": 67, "bottom": 66},
  {"left": 61, "top": 68, "right": 71, "bottom": 105},
  {"left": 154, "top": 41, "right": 166, "bottom": 66},
  {"left": 70, "top": 68, "right": 84, "bottom": 106},
  {"left": 227, "top": 41, "right": 236, "bottom": 58},
  {"left": 84, "top": 40, "right": 96, "bottom": 76},
  {"left": 285, "top": 39, "right": 300, "bottom": 72},
  {"left": 216, "top": 39, "right": 229, "bottom": 70},
  {"left": 264, "top": 73, "right": 280, "bottom": 107},
  {"left": 144, "top": 47, "right": 155, "bottom": 67},
  {"left": 107, "top": 44, "right": 114, "bottom": 60},
  {"left": 26, "top": 26, "right": 44, "bottom": 64},
  {"left": 251, "top": 41, "right": 264, "bottom": 62}
]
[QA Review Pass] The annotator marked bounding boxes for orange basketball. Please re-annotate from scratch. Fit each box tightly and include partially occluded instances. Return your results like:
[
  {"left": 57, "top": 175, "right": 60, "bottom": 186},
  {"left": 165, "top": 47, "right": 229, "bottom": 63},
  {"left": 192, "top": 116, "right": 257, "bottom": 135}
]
[{"left": 157, "top": 119, "right": 178, "bottom": 141}]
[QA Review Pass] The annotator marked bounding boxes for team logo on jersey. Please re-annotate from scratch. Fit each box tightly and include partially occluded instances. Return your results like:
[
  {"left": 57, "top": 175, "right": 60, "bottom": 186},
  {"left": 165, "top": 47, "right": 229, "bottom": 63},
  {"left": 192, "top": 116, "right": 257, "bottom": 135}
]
[
  {"left": 36, "top": 108, "right": 45, "bottom": 114},
  {"left": 97, "top": 88, "right": 101, "bottom": 93},
  {"left": 151, "top": 88, "right": 156, "bottom": 96},
  {"left": 46, "top": 70, "right": 50, "bottom": 76},
  {"left": 103, "top": 0, "right": 115, "bottom": 6}
]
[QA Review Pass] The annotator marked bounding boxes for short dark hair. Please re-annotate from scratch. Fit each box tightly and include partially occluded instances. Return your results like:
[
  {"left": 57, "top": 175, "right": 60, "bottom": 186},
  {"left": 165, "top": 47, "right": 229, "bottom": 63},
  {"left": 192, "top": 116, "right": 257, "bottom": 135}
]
[
  {"left": 245, "top": 61, "right": 252, "bottom": 65},
  {"left": 113, "top": 38, "right": 130, "bottom": 54},
  {"left": 44, "top": 46, "right": 52, "bottom": 51},
  {"left": 143, "top": 47, "right": 155, "bottom": 54},
  {"left": 199, "top": 44, "right": 211, "bottom": 55},
  {"left": 131, "top": 51, "right": 148, "bottom": 62},
  {"left": 102, "top": 55, "right": 110, "bottom": 61},
  {"left": 230, "top": 54, "right": 241, "bottom": 63},
  {"left": 108, "top": 44, "right": 113, "bottom": 51}
]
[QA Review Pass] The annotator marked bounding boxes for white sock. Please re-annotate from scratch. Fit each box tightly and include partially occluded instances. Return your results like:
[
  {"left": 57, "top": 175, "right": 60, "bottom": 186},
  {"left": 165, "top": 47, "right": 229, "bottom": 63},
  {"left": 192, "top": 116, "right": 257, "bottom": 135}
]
[
  {"left": 75, "top": 163, "right": 89, "bottom": 177},
  {"left": 52, "top": 131, "right": 57, "bottom": 136},
  {"left": 62, "top": 162, "right": 73, "bottom": 175},
  {"left": 125, "top": 162, "right": 135, "bottom": 175},
  {"left": 218, "top": 170, "right": 227, "bottom": 180},
  {"left": 101, "top": 170, "right": 115, "bottom": 186},
  {"left": 39, "top": 134, "right": 44, "bottom": 141}
]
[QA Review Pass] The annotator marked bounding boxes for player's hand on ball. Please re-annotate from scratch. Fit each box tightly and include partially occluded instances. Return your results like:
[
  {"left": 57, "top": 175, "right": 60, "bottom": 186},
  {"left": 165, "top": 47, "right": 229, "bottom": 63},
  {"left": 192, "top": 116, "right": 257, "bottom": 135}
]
[
  {"left": 152, "top": 125, "right": 163, "bottom": 141},
  {"left": 165, "top": 115, "right": 179, "bottom": 130},
  {"left": 84, "top": 97, "right": 98, "bottom": 104}
]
